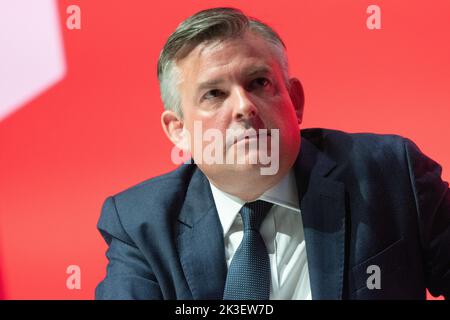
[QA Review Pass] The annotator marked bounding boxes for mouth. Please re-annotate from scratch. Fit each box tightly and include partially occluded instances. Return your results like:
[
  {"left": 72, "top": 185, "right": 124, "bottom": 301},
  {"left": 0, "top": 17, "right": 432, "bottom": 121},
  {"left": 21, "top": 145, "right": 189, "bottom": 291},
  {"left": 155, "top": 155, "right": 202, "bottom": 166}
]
[{"left": 226, "top": 129, "right": 272, "bottom": 149}]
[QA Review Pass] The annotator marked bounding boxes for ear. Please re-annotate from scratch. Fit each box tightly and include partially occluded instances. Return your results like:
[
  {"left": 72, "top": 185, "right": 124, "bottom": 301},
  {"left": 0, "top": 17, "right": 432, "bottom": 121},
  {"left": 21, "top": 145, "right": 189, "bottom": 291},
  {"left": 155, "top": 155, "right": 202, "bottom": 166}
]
[
  {"left": 161, "top": 110, "right": 190, "bottom": 152},
  {"left": 288, "top": 78, "right": 305, "bottom": 125}
]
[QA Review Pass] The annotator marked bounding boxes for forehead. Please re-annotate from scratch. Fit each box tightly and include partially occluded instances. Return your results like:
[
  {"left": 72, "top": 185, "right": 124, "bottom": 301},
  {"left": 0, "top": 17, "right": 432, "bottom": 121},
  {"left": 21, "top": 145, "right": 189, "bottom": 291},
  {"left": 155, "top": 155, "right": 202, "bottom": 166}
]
[{"left": 175, "top": 31, "right": 281, "bottom": 82}]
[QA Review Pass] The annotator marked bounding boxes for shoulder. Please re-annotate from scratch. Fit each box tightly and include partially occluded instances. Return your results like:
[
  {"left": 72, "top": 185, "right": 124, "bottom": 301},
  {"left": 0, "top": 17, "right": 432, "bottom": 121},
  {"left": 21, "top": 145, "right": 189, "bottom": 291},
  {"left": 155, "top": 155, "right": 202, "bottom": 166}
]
[
  {"left": 99, "top": 163, "right": 198, "bottom": 236},
  {"left": 112, "top": 163, "right": 196, "bottom": 204},
  {"left": 301, "top": 127, "right": 411, "bottom": 163}
]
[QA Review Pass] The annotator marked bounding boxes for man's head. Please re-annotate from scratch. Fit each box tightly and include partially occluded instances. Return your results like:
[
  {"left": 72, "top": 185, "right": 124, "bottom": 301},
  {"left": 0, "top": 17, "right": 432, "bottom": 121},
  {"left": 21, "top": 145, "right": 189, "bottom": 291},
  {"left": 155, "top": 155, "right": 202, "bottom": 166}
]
[{"left": 159, "top": 7, "right": 304, "bottom": 201}]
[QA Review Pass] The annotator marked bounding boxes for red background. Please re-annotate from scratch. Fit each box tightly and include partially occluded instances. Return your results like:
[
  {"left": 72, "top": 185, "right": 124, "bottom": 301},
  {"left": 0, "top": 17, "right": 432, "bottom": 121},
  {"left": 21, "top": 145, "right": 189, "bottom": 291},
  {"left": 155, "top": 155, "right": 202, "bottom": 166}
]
[{"left": 0, "top": 0, "right": 449, "bottom": 299}]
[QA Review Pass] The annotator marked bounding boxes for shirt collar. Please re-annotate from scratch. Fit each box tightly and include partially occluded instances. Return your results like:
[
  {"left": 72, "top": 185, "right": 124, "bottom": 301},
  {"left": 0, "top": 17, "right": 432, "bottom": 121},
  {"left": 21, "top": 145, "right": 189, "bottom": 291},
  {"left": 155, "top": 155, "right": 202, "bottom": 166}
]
[{"left": 208, "top": 170, "right": 300, "bottom": 236}]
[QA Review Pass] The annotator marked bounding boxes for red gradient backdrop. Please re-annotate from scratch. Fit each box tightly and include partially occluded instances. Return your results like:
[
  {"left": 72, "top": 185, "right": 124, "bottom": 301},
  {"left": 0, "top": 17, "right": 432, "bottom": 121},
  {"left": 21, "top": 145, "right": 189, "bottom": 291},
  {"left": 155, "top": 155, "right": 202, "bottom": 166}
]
[{"left": 0, "top": 0, "right": 449, "bottom": 299}]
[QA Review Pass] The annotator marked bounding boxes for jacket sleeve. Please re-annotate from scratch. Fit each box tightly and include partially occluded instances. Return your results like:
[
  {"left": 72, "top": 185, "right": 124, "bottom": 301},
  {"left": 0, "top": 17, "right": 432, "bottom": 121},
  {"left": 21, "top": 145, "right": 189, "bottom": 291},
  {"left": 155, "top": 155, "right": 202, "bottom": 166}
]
[
  {"left": 404, "top": 138, "right": 450, "bottom": 299},
  {"left": 95, "top": 196, "right": 163, "bottom": 300}
]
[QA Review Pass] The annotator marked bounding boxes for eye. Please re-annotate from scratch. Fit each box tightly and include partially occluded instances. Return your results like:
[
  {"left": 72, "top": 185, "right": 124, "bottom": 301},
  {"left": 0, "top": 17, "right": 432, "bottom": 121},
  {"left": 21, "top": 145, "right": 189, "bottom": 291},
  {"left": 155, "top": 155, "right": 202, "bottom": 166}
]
[
  {"left": 203, "top": 89, "right": 224, "bottom": 100},
  {"left": 249, "top": 77, "right": 271, "bottom": 90}
]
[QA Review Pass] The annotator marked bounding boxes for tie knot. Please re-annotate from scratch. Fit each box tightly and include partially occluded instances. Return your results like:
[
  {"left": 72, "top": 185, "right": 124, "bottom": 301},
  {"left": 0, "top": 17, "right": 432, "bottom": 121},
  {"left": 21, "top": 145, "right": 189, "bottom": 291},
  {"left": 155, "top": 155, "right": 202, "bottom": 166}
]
[{"left": 240, "top": 200, "right": 273, "bottom": 231}]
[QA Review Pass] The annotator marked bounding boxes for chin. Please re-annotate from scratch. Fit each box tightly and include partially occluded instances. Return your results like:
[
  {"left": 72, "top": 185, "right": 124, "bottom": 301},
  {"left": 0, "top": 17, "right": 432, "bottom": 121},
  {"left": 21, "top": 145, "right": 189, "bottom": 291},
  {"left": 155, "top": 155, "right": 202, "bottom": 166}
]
[{"left": 230, "top": 162, "right": 263, "bottom": 173}]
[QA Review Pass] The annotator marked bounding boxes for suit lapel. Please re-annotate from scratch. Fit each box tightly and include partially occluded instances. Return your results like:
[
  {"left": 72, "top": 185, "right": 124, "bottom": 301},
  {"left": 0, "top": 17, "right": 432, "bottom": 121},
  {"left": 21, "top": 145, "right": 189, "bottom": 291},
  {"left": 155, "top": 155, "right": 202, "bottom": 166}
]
[
  {"left": 294, "top": 138, "right": 347, "bottom": 299},
  {"left": 176, "top": 167, "right": 227, "bottom": 299}
]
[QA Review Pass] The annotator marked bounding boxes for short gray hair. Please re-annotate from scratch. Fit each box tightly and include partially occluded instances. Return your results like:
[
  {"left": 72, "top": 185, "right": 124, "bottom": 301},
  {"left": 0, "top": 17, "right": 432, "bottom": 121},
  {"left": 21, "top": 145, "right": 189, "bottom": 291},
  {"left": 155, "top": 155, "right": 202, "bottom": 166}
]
[{"left": 157, "top": 7, "right": 290, "bottom": 117}]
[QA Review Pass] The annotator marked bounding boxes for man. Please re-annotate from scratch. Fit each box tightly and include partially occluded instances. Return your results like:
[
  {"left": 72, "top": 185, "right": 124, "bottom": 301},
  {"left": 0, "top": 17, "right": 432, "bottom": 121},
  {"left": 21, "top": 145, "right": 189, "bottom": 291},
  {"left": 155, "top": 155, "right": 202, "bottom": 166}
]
[{"left": 95, "top": 7, "right": 450, "bottom": 299}]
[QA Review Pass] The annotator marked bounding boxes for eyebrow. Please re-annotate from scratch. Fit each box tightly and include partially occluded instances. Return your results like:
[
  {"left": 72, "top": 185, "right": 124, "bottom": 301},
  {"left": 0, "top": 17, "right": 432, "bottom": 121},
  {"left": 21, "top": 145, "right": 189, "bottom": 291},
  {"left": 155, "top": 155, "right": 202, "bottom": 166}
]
[
  {"left": 196, "top": 66, "right": 273, "bottom": 92},
  {"left": 196, "top": 79, "right": 226, "bottom": 92},
  {"left": 245, "top": 66, "right": 272, "bottom": 78}
]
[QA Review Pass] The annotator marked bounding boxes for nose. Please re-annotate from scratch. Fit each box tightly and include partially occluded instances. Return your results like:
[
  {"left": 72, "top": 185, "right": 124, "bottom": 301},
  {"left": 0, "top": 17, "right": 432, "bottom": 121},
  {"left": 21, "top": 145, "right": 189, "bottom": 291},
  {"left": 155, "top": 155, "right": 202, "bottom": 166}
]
[{"left": 230, "top": 86, "right": 257, "bottom": 122}]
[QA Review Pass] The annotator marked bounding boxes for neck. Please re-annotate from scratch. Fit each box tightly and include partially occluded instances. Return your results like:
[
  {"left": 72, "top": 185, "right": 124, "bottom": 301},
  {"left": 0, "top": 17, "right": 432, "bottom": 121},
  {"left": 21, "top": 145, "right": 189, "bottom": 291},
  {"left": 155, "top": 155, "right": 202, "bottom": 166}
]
[{"left": 207, "top": 170, "right": 286, "bottom": 202}]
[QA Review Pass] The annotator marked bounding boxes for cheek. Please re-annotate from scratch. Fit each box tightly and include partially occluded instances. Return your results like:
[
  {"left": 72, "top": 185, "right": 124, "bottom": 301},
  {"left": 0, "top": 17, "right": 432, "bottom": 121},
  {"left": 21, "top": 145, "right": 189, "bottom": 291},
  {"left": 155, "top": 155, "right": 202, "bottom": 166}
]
[
  {"left": 186, "top": 114, "right": 229, "bottom": 146},
  {"left": 263, "top": 99, "right": 297, "bottom": 127},
  {"left": 198, "top": 108, "right": 230, "bottom": 130}
]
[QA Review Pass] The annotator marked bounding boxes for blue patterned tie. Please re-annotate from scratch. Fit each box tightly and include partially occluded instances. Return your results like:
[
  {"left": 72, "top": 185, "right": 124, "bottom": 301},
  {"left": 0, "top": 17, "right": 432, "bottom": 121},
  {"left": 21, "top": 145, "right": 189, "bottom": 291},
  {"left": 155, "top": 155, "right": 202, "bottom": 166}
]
[{"left": 223, "top": 200, "right": 273, "bottom": 300}]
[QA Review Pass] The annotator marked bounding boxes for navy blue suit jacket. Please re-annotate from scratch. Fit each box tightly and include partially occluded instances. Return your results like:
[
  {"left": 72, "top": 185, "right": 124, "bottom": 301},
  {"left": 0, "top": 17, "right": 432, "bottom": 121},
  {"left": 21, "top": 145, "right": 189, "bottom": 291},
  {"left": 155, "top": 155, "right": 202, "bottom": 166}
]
[{"left": 95, "top": 128, "right": 450, "bottom": 299}]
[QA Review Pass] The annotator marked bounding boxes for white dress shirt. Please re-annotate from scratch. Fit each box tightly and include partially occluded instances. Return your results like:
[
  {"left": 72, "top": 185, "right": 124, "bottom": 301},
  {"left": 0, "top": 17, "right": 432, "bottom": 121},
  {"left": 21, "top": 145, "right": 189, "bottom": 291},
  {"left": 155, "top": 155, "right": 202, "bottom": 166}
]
[{"left": 209, "top": 170, "right": 312, "bottom": 300}]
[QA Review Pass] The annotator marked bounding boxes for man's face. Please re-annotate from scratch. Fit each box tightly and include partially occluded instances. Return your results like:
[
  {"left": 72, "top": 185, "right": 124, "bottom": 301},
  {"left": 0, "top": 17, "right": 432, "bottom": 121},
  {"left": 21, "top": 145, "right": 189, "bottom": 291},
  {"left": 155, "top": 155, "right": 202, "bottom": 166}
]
[{"left": 172, "top": 31, "right": 303, "bottom": 197}]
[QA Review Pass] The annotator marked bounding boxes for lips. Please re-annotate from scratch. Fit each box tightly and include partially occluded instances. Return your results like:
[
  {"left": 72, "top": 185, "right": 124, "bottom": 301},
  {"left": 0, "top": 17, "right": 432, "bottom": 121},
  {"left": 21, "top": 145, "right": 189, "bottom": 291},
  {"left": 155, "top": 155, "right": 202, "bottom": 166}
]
[{"left": 226, "top": 129, "right": 271, "bottom": 149}]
